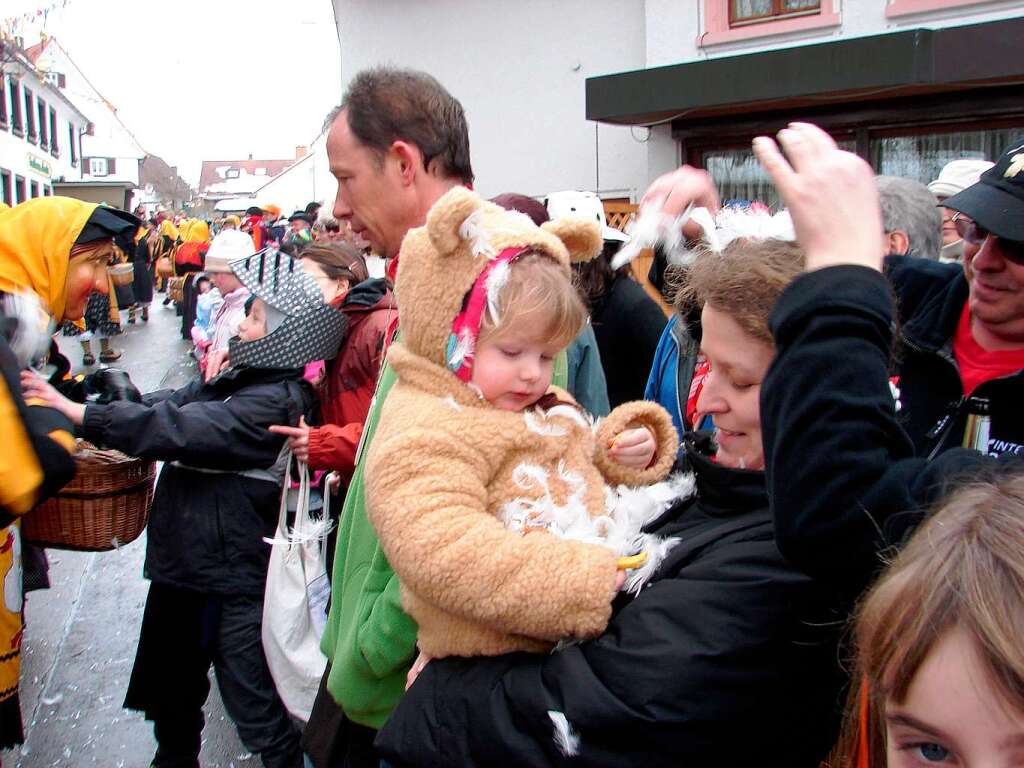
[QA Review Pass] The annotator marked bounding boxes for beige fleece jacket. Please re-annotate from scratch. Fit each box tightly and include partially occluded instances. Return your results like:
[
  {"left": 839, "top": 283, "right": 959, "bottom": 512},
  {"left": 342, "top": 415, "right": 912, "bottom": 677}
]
[{"left": 364, "top": 186, "right": 677, "bottom": 658}]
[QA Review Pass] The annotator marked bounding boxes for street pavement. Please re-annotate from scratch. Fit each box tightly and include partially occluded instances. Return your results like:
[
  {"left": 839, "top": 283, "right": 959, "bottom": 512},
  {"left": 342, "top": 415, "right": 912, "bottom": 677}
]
[{"left": 3, "top": 298, "right": 251, "bottom": 767}]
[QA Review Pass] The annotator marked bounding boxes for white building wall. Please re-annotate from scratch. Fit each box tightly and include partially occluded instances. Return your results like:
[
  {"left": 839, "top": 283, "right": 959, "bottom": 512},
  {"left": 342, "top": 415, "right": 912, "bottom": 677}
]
[
  {"left": 33, "top": 41, "right": 144, "bottom": 187},
  {"left": 1, "top": 60, "right": 87, "bottom": 205},
  {"left": 334, "top": 0, "right": 650, "bottom": 201},
  {"left": 255, "top": 135, "right": 336, "bottom": 218}
]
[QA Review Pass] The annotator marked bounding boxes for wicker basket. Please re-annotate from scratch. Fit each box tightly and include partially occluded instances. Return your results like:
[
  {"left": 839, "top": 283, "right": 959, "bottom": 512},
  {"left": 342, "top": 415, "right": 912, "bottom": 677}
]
[
  {"left": 109, "top": 263, "right": 135, "bottom": 287},
  {"left": 23, "top": 442, "right": 155, "bottom": 551},
  {"left": 167, "top": 276, "right": 186, "bottom": 303}
]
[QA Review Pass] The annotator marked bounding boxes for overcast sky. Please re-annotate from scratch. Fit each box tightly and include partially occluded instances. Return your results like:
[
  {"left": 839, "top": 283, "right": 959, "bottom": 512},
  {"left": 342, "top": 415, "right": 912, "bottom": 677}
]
[{"left": 7, "top": 0, "right": 342, "bottom": 185}]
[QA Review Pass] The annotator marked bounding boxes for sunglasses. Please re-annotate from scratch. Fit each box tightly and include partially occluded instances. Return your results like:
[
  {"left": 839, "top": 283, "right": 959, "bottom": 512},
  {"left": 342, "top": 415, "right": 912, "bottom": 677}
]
[{"left": 952, "top": 212, "right": 1024, "bottom": 264}]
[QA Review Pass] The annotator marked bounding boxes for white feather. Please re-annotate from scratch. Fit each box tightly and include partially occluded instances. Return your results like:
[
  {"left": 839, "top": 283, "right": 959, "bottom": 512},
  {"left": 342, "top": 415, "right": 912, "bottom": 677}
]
[
  {"left": 484, "top": 260, "right": 511, "bottom": 326},
  {"left": 523, "top": 408, "right": 569, "bottom": 437},
  {"left": 458, "top": 209, "right": 494, "bottom": 258},
  {"left": 443, "top": 395, "right": 463, "bottom": 411},
  {"left": 548, "top": 711, "right": 580, "bottom": 757},
  {"left": 448, "top": 328, "right": 475, "bottom": 368},
  {"left": 714, "top": 207, "right": 795, "bottom": 249}
]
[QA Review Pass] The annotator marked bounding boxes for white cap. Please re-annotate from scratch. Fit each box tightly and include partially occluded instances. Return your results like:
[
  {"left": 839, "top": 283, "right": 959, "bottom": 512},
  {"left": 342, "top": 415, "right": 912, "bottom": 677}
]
[
  {"left": 204, "top": 229, "right": 255, "bottom": 273},
  {"left": 544, "top": 190, "right": 630, "bottom": 243},
  {"left": 928, "top": 159, "right": 995, "bottom": 199}
]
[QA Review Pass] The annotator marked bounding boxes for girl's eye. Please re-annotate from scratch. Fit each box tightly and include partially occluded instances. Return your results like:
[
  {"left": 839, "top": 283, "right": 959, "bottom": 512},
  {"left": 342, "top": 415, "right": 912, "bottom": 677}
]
[
  {"left": 499, "top": 348, "right": 520, "bottom": 358},
  {"left": 909, "top": 742, "right": 952, "bottom": 763},
  {"left": 540, "top": 354, "right": 554, "bottom": 362}
]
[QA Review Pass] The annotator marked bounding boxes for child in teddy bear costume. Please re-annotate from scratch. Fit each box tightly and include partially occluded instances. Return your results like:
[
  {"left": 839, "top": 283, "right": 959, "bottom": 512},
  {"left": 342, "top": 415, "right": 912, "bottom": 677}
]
[{"left": 365, "top": 187, "right": 683, "bottom": 664}]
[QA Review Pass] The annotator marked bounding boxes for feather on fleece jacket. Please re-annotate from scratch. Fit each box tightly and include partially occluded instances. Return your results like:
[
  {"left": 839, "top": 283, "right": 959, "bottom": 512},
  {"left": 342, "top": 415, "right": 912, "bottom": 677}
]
[{"left": 365, "top": 345, "right": 677, "bottom": 659}]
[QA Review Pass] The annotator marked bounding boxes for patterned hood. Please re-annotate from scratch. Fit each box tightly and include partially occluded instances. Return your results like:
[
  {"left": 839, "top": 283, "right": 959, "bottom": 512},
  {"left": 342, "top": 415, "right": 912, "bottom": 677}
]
[{"left": 225, "top": 246, "right": 348, "bottom": 371}]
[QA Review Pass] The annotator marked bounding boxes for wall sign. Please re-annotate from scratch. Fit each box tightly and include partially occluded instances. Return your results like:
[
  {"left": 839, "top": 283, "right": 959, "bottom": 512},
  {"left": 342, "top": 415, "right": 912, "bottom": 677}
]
[{"left": 27, "top": 154, "right": 52, "bottom": 177}]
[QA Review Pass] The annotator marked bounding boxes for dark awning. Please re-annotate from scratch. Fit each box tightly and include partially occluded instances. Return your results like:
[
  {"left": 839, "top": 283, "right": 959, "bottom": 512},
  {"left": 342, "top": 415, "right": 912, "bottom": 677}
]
[{"left": 585, "top": 16, "right": 1024, "bottom": 126}]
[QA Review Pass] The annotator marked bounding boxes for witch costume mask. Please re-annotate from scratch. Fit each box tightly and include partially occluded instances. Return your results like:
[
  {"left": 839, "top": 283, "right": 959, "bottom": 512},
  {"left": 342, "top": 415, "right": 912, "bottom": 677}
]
[{"left": 225, "top": 247, "right": 348, "bottom": 371}]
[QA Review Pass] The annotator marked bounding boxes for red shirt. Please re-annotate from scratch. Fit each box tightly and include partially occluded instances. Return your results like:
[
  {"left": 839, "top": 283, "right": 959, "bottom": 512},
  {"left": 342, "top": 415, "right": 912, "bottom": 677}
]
[{"left": 952, "top": 303, "right": 1024, "bottom": 395}]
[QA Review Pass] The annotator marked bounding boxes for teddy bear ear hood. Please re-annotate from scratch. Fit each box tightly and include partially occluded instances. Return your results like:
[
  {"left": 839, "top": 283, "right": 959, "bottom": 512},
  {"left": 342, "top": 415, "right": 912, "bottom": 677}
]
[
  {"left": 541, "top": 217, "right": 603, "bottom": 264},
  {"left": 394, "top": 187, "right": 602, "bottom": 369}
]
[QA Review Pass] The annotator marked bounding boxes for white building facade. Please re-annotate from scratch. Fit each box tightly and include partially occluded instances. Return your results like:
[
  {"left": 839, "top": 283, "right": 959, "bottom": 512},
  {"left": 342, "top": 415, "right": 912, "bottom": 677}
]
[
  {"left": 1, "top": 44, "right": 88, "bottom": 206},
  {"left": 27, "top": 37, "right": 146, "bottom": 208}
]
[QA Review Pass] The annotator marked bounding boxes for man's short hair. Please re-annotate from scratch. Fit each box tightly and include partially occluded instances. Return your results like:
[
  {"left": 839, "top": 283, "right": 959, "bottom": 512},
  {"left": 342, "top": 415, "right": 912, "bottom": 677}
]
[
  {"left": 325, "top": 66, "right": 474, "bottom": 186},
  {"left": 877, "top": 176, "right": 943, "bottom": 260}
]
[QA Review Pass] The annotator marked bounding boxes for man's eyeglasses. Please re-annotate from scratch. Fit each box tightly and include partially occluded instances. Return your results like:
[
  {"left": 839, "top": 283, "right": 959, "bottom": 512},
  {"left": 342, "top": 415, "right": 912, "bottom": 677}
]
[{"left": 952, "top": 212, "right": 1024, "bottom": 264}]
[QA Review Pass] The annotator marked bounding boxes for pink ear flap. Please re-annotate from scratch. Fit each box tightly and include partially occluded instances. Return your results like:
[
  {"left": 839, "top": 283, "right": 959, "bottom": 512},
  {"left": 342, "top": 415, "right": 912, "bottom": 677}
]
[
  {"left": 427, "top": 186, "right": 485, "bottom": 256},
  {"left": 542, "top": 218, "right": 603, "bottom": 263}
]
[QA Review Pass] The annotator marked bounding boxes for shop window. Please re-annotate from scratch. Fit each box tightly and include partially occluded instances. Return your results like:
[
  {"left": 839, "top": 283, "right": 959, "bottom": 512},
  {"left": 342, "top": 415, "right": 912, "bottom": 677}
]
[
  {"left": 870, "top": 128, "right": 1020, "bottom": 187},
  {"left": 701, "top": 0, "right": 839, "bottom": 47},
  {"left": 701, "top": 139, "right": 855, "bottom": 210},
  {"left": 43, "top": 184, "right": 51, "bottom": 196},
  {"left": 24, "top": 87, "right": 36, "bottom": 144},
  {"left": 15, "top": 175, "right": 27, "bottom": 205},
  {"left": 0, "top": 170, "right": 11, "bottom": 207},
  {"left": 37, "top": 97, "right": 48, "bottom": 150},
  {"left": 730, "top": 0, "right": 820, "bottom": 26},
  {"left": 10, "top": 79, "right": 23, "bottom": 137},
  {"left": 49, "top": 107, "right": 58, "bottom": 156},
  {"left": 29, "top": 180, "right": 39, "bottom": 199}
]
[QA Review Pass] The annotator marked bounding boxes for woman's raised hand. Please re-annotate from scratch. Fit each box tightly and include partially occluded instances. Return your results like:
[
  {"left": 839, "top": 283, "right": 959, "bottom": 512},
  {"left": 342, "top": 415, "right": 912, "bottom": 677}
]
[
  {"left": 640, "top": 166, "right": 721, "bottom": 241},
  {"left": 753, "top": 123, "right": 883, "bottom": 273}
]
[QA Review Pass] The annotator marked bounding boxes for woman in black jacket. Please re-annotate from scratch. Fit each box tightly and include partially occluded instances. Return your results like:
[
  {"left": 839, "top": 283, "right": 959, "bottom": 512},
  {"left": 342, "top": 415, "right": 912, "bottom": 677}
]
[
  {"left": 24, "top": 248, "right": 348, "bottom": 768},
  {"left": 376, "top": 217, "right": 845, "bottom": 768}
]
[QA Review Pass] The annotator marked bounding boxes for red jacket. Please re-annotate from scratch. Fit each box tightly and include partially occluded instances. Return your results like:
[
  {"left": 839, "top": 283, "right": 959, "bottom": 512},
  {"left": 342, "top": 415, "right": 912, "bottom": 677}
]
[{"left": 307, "top": 278, "right": 397, "bottom": 478}]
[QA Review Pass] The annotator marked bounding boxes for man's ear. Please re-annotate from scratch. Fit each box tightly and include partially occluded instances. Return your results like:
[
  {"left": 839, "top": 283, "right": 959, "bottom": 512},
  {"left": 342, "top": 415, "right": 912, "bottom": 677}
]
[
  {"left": 886, "top": 230, "right": 911, "bottom": 256},
  {"left": 390, "top": 140, "right": 423, "bottom": 187}
]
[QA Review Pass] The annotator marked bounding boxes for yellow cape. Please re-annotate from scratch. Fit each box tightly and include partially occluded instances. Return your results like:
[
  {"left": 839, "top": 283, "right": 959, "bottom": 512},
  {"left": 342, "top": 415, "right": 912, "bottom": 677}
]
[{"left": 0, "top": 197, "right": 97, "bottom": 322}]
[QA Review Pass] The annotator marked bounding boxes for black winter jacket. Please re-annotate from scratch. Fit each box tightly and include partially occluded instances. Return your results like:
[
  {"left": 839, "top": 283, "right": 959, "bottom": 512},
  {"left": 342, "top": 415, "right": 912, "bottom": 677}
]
[
  {"left": 376, "top": 437, "right": 843, "bottom": 768},
  {"left": 888, "top": 255, "right": 1024, "bottom": 458},
  {"left": 81, "top": 367, "right": 315, "bottom": 595},
  {"left": 762, "top": 265, "right": 1011, "bottom": 600},
  {"left": 590, "top": 275, "right": 667, "bottom": 409}
]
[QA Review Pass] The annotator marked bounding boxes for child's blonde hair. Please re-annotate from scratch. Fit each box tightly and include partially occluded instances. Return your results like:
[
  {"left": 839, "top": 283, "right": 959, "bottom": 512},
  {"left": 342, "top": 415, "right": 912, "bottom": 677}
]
[
  {"left": 478, "top": 252, "right": 586, "bottom": 350},
  {"left": 833, "top": 473, "right": 1024, "bottom": 766}
]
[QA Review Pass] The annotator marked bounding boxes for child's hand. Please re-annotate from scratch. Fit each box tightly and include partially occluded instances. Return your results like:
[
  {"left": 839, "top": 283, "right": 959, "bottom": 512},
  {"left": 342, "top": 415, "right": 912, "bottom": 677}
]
[
  {"left": 406, "top": 650, "right": 432, "bottom": 691},
  {"left": 608, "top": 426, "right": 656, "bottom": 469},
  {"left": 20, "top": 371, "right": 86, "bottom": 426},
  {"left": 269, "top": 416, "right": 311, "bottom": 463}
]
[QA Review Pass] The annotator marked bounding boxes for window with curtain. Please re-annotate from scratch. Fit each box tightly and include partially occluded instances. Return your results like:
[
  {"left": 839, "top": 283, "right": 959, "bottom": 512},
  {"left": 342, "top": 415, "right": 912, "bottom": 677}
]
[
  {"left": 870, "top": 129, "right": 1021, "bottom": 186},
  {"left": 702, "top": 139, "right": 854, "bottom": 211},
  {"left": 731, "top": 0, "right": 820, "bottom": 26}
]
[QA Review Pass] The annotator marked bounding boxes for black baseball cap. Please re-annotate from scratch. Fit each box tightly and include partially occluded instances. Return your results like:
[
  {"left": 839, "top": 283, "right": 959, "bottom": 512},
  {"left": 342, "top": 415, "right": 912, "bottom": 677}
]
[{"left": 943, "top": 137, "right": 1024, "bottom": 242}]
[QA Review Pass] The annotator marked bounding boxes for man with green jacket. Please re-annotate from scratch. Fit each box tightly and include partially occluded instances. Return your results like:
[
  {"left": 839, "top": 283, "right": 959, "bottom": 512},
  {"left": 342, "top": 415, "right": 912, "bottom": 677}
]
[{"left": 303, "top": 66, "right": 476, "bottom": 768}]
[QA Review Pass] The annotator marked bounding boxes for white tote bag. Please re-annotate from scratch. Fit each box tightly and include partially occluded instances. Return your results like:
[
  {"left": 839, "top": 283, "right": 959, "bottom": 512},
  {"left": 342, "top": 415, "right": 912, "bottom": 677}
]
[{"left": 262, "top": 456, "right": 334, "bottom": 723}]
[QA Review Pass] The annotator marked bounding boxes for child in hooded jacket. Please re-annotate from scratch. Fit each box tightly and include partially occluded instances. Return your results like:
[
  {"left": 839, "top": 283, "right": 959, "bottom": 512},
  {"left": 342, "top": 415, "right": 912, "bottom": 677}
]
[
  {"left": 365, "top": 188, "right": 678, "bottom": 664},
  {"left": 24, "top": 249, "right": 348, "bottom": 768}
]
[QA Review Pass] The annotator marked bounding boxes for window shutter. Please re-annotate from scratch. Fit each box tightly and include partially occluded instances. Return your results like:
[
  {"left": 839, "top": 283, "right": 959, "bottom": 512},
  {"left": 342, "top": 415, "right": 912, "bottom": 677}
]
[
  {"left": 58, "top": 73, "right": 66, "bottom": 89},
  {"left": 82, "top": 158, "right": 90, "bottom": 176},
  {"left": 107, "top": 158, "right": 117, "bottom": 174}
]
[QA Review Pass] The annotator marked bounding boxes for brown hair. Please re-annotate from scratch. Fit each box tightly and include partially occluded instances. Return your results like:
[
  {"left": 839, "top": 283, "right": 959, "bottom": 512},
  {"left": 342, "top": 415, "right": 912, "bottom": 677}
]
[
  {"left": 677, "top": 238, "right": 805, "bottom": 345},
  {"left": 479, "top": 252, "right": 586, "bottom": 352},
  {"left": 300, "top": 241, "right": 369, "bottom": 286},
  {"left": 834, "top": 474, "right": 1024, "bottom": 767},
  {"left": 326, "top": 67, "right": 474, "bottom": 186}
]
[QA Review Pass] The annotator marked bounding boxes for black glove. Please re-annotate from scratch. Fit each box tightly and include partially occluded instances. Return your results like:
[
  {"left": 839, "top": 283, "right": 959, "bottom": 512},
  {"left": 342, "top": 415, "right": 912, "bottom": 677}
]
[{"left": 58, "top": 368, "right": 142, "bottom": 404}]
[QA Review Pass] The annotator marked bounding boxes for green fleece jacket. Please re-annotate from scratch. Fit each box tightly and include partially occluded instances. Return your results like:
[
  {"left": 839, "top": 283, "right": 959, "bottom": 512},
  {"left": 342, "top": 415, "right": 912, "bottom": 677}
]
[{"left": 320, "top": 346, "right": 569, "bottom": 728}]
